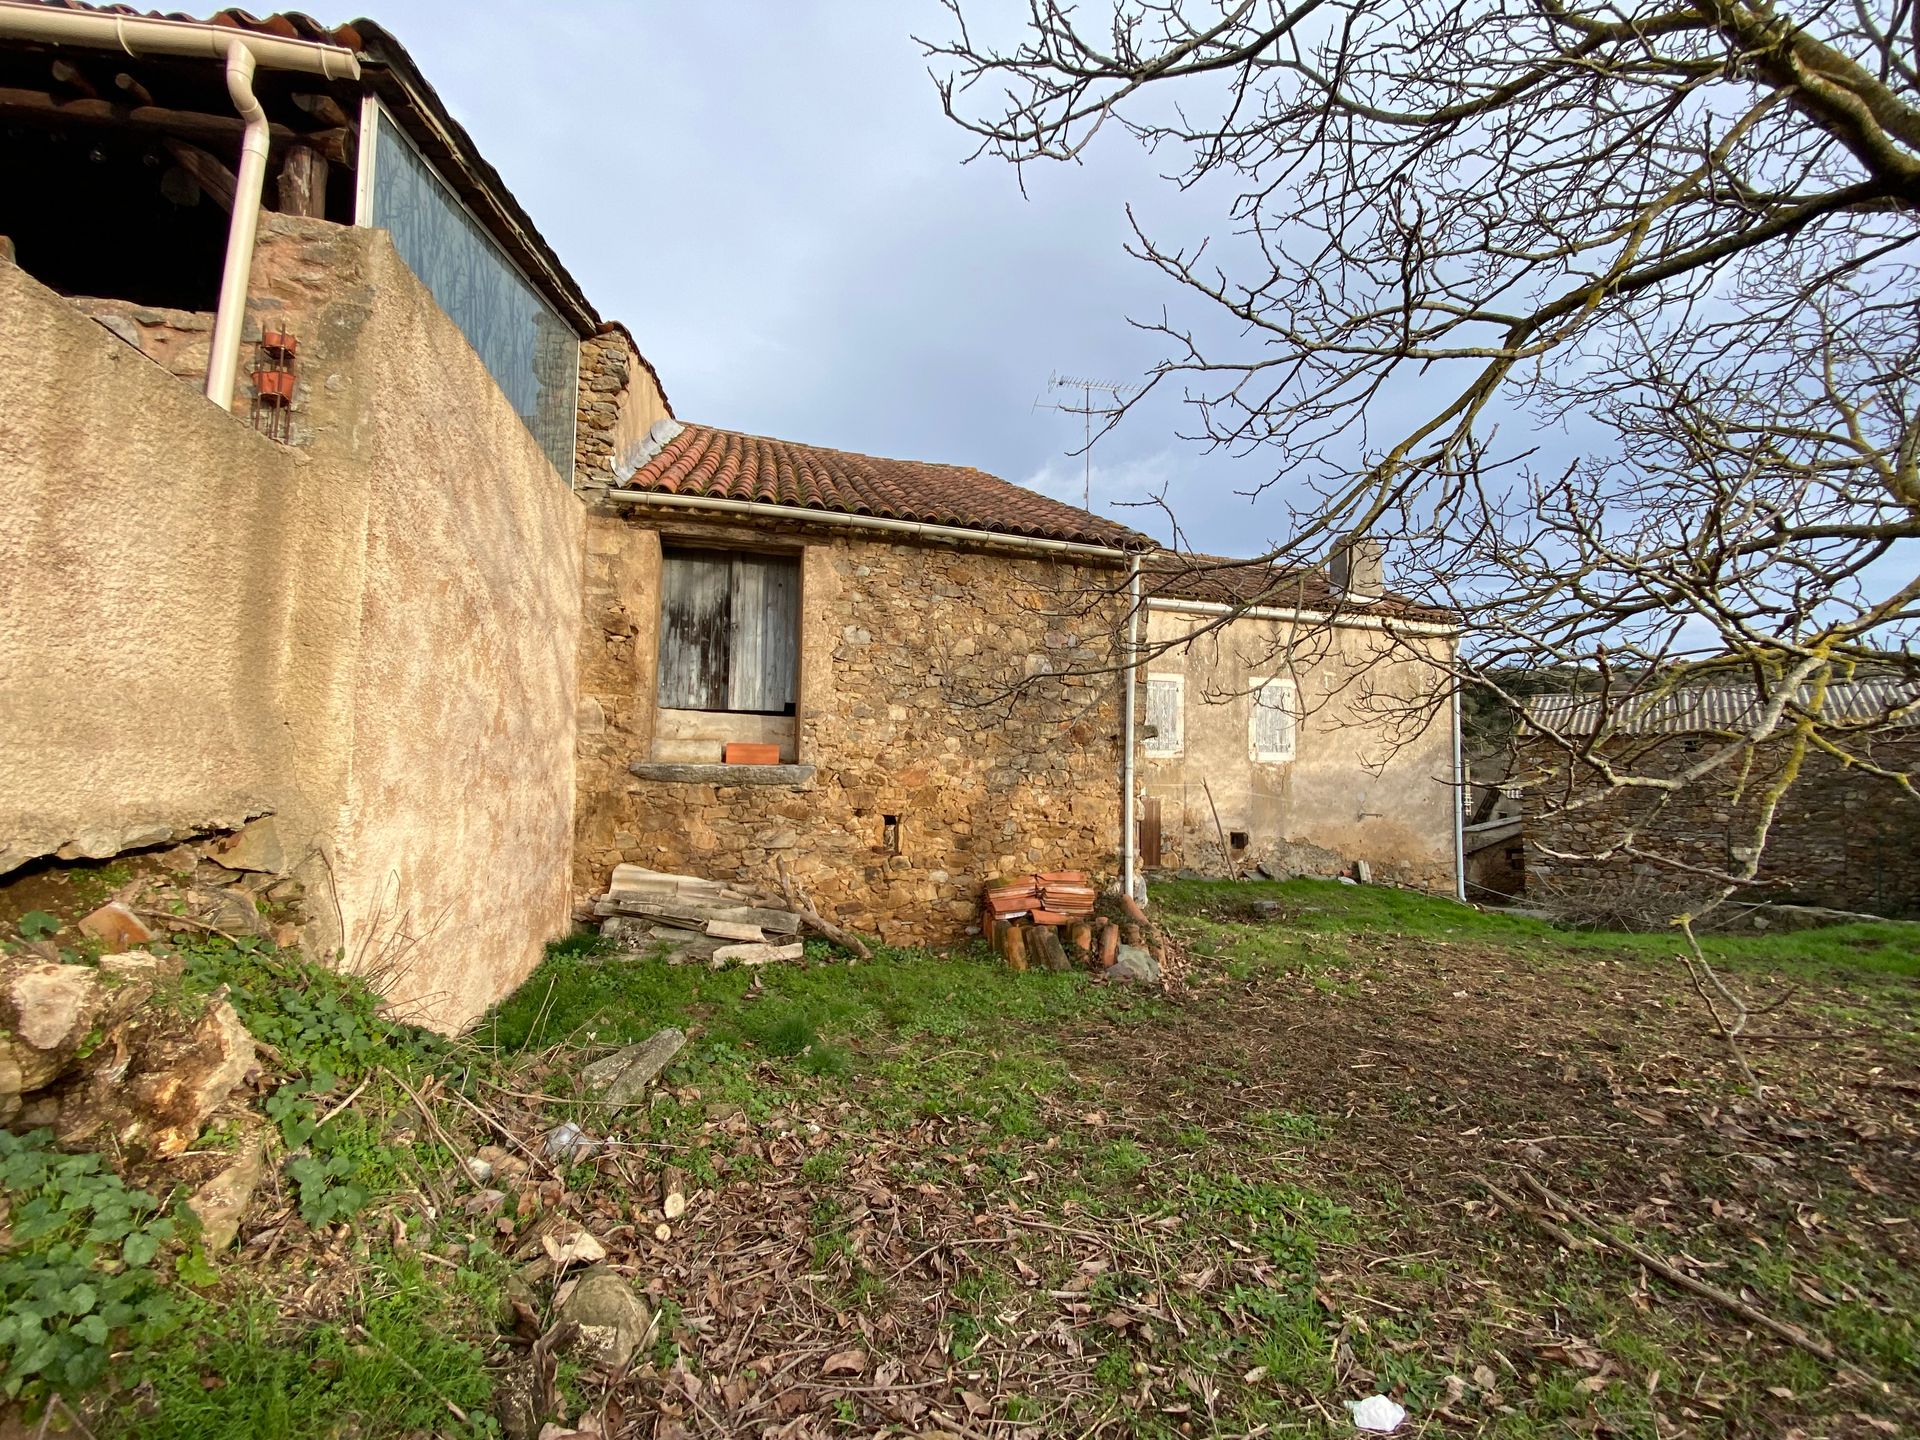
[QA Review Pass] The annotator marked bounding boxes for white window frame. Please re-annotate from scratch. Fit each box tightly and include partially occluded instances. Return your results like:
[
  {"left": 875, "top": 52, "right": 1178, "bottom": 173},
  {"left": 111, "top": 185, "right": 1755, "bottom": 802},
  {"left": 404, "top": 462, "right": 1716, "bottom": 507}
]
[
  {"left": 1144, "top": 673, "right": 1185, "bottom": 757},
  {"left": 1249, "top": 676, "right": 1299, "bottom": 763}
]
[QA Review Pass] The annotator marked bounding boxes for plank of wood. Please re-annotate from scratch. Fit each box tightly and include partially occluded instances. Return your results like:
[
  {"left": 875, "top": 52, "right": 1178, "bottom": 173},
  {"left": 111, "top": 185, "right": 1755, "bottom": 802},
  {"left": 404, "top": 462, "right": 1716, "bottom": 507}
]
[
  {"left": 594, "top": 897, "right": 802, "bottom": 935},
  {"left": 728, "top": 553, "right": 799, "bottom": 713},
  {"left": 723, "top": 742, "right": 780, "bottom": 765}
]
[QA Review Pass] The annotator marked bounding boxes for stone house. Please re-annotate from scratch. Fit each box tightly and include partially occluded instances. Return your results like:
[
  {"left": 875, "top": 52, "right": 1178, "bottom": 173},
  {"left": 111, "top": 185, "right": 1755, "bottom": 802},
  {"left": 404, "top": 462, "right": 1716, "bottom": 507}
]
[
  {"left": 1136, "top": 550, "right": 1462, "bottom": 892},
  {"left": 1520, "top": 681, "right": 1920, "bottom": 917},
  {"left": 1, "top": 3, "right": 1464, "bottom": 1027},
  {"left": 570, "top": 420, "right": 1146, "bottom": 946}
]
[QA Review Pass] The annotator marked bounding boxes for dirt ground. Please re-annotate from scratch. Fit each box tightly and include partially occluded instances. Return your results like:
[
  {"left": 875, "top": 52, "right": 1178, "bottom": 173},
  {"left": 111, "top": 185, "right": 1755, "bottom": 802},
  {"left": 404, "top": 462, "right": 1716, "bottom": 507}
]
[{"left": 603, "top": 900, "right": 1920, "bottom": 1439}]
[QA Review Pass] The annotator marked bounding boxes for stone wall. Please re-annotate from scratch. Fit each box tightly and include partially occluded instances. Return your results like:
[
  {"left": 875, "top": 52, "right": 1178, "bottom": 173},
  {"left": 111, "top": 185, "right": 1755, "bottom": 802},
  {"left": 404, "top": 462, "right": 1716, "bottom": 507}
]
[
  {"left": 1521, "top": 731, "right": 1920, "bottom": 918},
  {"left": 67, "top": 298, "right": 214, "bottom": 387},
  {"left": 574, "top": 504, "right": 1130, "bottom": 944},
  {"left": 576, "top": 328, "right": 671, "bottom": 485},
  {"left": 2, "top": 217, "right": 586, "bottom": 1030},
  {"left": 1139, "top": 605, "right": 1458, "bottom": 892}
]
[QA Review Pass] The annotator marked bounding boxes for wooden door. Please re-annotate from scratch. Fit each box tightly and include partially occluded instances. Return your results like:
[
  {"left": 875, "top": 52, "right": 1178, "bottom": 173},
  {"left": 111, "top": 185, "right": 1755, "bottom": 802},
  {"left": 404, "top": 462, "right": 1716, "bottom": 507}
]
[{"left": 1139, "top": 797, "right": 1162, "bottom": 869}]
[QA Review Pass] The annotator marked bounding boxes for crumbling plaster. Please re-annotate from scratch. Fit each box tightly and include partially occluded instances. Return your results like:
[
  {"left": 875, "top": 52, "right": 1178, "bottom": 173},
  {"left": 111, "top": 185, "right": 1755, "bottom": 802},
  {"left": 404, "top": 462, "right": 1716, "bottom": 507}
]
[{"left": 1139, "top": 606, "right": 1458, "bottom": 889}]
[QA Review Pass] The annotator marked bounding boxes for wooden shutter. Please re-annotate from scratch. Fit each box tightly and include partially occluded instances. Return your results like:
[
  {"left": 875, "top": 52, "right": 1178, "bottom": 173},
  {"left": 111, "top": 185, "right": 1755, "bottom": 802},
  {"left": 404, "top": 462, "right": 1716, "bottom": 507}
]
[
  {"left": 728, "top": 554, "right": 799, "bottom": 713},
  {"left": 1144, "top": 674, "right": 1183, "bottom": 755},
  {"left": 1251, "top": 678, "right": 1297, "bottom": 762},
  {"left": 658, "top": 549, "right": 800, "bottom": 714},
  {"left": 1139, "top": 797, "right": 1163, "bottom": 868},
  {"left": 658, "top": 551, "right": 732, "bottom": 710}
]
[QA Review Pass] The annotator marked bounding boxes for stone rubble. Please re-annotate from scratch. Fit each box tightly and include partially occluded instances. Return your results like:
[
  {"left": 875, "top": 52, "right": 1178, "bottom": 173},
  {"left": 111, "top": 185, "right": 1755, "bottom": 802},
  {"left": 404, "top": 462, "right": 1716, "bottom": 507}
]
[{"left": 1, "top": 948, "right": 258, "bottom": 1157}]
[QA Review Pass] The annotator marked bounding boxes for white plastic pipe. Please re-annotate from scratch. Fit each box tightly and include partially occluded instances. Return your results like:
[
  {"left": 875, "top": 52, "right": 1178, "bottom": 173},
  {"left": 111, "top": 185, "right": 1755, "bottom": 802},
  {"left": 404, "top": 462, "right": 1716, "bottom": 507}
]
[
  {"left": 0, "top": 2, "right": 362, "bottom": 410},
  {"left": 205, "top": 42, "right": 267, "bottom": 410},
  {"left": 1452, "top": 653, "right": 1467, "bottom": 902},
  {"left": 0, "top": 3, "right": 361, "bottom": 74},
  {"left": 1122, "top": 553, "right": 1142, "bottom": 901}
]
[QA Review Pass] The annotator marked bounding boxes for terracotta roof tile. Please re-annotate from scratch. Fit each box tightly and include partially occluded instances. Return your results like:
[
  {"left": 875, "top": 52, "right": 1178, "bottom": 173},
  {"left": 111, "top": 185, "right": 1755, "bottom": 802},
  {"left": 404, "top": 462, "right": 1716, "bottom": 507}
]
[
  {"left": 1145, "top": 552, "right": 1451, "bottom": 622},
  {"left": 620, "top": 423, "right": 1150, "bottom": 551}
]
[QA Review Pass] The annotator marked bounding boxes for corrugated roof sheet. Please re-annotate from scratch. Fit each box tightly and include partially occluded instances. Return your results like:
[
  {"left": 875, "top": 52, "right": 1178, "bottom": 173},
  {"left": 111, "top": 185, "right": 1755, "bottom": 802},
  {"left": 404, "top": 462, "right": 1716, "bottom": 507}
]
[
  {"left": 619, "top": 422, "right": 1151, "bottom": 551},
  {"left": 1523, "top": 679, "right": 1920, "bottom": 736},
  {"left": 1144, "top": 552, "right": 1451, "bottom": 622}
]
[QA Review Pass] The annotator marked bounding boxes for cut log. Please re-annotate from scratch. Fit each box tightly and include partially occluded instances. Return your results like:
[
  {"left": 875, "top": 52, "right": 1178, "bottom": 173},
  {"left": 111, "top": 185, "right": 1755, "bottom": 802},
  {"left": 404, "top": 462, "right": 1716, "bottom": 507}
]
[
  {"left": 661, "top": 1166, "right": 687, "bottom": 1220},
  {"left": 1030, "top": 927, "right": 1071, "bottom": 973},
  {"left": 0, "top": 85, "right": 352, "bottom": 161},
  {"left": 275, "top": 141, "right": 328, "bottom": 218},
  {"left": 1003, "top": 924, "right": 1029, "bottom": 973},
  {"left": 580, "top": 1028, "right": 685, "bottom": 1105}
]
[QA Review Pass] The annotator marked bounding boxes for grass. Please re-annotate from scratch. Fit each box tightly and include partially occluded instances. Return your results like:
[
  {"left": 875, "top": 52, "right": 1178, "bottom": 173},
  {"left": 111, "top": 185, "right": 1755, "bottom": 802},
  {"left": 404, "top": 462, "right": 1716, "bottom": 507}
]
[
  {"left": 1153, "top": 874, "right": 1920, "bottom": 978},
  {"left": 12, "top": 873, "right": 1917, "bottom": 1438}
]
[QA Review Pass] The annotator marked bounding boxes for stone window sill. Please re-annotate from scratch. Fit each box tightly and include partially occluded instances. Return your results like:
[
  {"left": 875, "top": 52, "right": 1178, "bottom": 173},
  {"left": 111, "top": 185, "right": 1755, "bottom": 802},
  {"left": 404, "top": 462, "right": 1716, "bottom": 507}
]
[{"left": 629, "top": 761, "right": 815, "bottom": 787}]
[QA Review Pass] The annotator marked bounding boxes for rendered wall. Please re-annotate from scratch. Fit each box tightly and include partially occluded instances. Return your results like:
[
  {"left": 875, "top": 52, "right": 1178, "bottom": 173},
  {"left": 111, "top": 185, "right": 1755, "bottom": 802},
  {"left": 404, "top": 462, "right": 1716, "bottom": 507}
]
[
  {"left": 574, "top": 508, "right": 1129, "bottom": 943},
  {"left": 1139, "top": 606, "right": 1458, "bottom": 890},
  {"left": 1, "top": 218, "right": 582, "bottom": 1029},
  {"left": 0, "top": 255, "right": 361, "bottom": 897}
]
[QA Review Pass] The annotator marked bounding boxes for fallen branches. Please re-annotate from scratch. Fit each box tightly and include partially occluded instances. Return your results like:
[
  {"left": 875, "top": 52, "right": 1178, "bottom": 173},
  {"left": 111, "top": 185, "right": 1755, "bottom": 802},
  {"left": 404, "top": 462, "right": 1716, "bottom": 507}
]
[
  {"left": 1677, "top": 917, "right": 1765, "bottom": 1097},
  {"left": 1499, "top": 1169, "right": 1876, "bottom": 1386},
  {"left": 775, "top": 857, "right": 873, "bottom": 962}
]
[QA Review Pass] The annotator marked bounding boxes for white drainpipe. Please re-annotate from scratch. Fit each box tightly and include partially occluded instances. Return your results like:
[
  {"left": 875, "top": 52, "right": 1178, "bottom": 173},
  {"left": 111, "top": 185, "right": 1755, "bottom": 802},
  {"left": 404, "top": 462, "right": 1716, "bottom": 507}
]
[
  {"left": 1452, "top": 650, "right": 1467, "bottom": 901},
  {"left": 205, "top": 42, "right": 268, "bottom": 411},
  {"left": 0, "top": 3, "right": 362, "bottom": 410},
  {"left": 1122, "top": 553, "right": 1142, "bottom": 902}
]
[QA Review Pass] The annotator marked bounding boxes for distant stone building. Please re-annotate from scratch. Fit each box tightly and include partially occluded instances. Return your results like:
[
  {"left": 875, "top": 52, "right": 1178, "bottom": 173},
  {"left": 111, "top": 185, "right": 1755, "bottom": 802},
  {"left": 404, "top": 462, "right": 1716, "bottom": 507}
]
[
  {"left": 1134, "top": 549, "right": 1462, "bottom": 894},
  {"left": 1520, "top": 682, "right": 1920, "bottom": 917}
]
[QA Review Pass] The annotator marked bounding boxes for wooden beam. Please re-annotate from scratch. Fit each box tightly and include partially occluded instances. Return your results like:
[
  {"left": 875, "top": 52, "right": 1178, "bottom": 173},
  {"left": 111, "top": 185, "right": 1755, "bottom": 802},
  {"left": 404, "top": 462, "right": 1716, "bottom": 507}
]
[
  {"left": 291, "top": 92, "right": 352, "bottom": 128},
  {"left": 163, "top": 137, "right": 236, "bottom": 212},
  {"left": 113, "top": 73, "right": 155, "bottom": 108},
  {"left": 50, "top": 60, "right": 99, "bottom": 99},
  {"left": 0, "top": 87, "right": 352, "bottom": 164},
  {"left": 276, "top": 142, "right": 329, "bottom": 219}
]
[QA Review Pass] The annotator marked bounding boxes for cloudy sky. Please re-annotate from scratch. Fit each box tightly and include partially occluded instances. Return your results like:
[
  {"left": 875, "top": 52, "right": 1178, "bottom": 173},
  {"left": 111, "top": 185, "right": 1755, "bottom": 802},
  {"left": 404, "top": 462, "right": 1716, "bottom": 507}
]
[{"left": 357, "top": 0, "right": 1310, "bottom": 555}]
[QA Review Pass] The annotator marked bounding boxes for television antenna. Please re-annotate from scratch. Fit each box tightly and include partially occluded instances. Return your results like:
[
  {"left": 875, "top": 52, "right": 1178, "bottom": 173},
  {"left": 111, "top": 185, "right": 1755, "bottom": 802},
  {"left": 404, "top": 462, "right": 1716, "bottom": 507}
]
[{"left": 1037, "top": 372, "right": 1135, "bottom": 511}]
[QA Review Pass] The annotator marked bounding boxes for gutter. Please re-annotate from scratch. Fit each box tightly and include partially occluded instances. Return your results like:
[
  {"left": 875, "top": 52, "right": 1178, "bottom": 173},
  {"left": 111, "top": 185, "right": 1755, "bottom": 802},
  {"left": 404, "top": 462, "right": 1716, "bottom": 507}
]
[
  {"left": 602, "top": 488, "right": 1143, "bottom": 562},
  {"left": 0, "top": 3, "right": 362, "bottom": 412},
  {"left": 1146, "top": 595, "right": 1459, "bottom": 638},
  {"left": 1121, "top": 553, "right": 1141, "bottom": 902},
  {"left": 1452, "top": 654, "right": 1467, "bottom": 902}
]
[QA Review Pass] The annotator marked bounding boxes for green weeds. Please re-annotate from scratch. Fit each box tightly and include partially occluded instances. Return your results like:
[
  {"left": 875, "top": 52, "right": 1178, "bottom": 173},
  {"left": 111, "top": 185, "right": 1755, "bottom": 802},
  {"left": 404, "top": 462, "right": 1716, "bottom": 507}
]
[{"left": 0, "top": 1131, "right": 181, "bottom": 1404}]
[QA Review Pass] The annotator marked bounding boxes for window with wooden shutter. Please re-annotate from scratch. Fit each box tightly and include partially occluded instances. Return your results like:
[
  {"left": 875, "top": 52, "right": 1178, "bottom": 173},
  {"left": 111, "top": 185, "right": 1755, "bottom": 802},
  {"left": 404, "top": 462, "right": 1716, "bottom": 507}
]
[
  {"left": 657, "top": 549, "right": 800, "bottom": 715},
  {"left": 1250, "top": 677, "right": 1298, "bottom": 762},
  {"left": 1144, "top": 674, "right": 1184, "bottom": 756}
]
